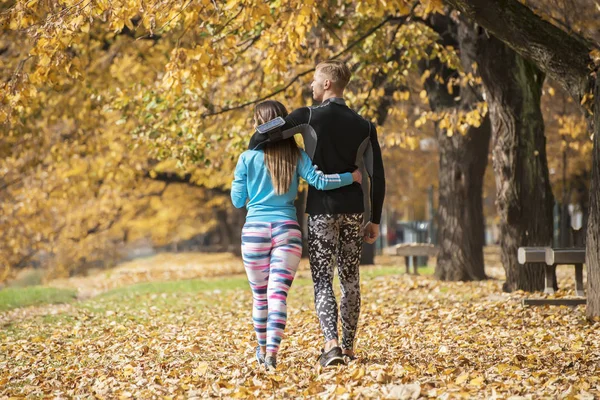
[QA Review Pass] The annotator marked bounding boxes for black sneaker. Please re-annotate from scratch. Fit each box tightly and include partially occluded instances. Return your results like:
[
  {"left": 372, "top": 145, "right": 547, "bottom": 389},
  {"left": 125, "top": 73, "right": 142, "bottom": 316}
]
[
  {"left": 343, "top": 352, "right": 357, "bottom": 363},
  {"left": 265, "top": 355, "right": 277, "bottom": 370},
  {"left": 317, "top": 346, "right": 346, "bottom": 367},
  {"left": 255, "top": 346, "right": 265, "bottom": 366}
]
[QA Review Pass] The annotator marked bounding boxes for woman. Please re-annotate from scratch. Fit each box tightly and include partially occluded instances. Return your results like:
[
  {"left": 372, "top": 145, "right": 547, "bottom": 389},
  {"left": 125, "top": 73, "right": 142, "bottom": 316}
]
[{"left": 231, "top": 100, "right": 361, "bottom": 370}]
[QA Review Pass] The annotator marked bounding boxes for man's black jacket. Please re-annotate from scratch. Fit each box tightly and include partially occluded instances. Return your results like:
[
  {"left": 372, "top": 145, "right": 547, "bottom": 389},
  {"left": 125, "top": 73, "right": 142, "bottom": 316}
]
[{"left": 248, "top": 98, "right": 386, "bottom": 224}]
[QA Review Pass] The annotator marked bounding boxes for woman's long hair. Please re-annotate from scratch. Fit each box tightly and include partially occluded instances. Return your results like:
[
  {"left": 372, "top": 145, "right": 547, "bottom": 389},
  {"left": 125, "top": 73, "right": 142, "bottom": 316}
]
[{"left": 254, "top": 100, "right": 300, "bottom": 195}]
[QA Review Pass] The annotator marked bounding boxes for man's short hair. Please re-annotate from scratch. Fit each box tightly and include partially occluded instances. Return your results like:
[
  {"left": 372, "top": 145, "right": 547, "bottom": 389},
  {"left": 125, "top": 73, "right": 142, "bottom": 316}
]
[{"left": 316, "top": 60, "right": 351, "bottom": 90}]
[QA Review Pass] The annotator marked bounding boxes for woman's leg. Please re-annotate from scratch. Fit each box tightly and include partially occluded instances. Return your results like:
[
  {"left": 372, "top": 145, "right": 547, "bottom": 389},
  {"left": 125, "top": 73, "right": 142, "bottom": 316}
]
[
  {"left": 241, "top": 222, "right": 273, "bottom": 355},
  {"left": 266, "top": 221, "right": 303, "bottom": 357}
]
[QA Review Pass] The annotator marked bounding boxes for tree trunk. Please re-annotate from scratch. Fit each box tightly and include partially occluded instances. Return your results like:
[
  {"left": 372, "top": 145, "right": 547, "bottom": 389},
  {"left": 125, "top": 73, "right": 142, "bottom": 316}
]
[
  {"left": 294, "top": 188, "right": 309, "bottom": 258},
  {"left": 422, "top": 15, "right": 489, "bottom": 281},
  {"left": 471, "top": 30, "right": 555, "bottom": 292},
  {"left": 215, "top": 208, "right": 231, "bottom": 251},
  {"left": 229, "top": 207, "right": 246, "bottom": 257},
  {"left": 587, "top": 79, "right": 600, "bottom": 318},
  {"left": 572, "top": 170, "right": 590, "bottom": 247},
  {"left": 361, "top": 243, "right": 376, "bottom": 265},
  {"left": 435, "top": 118, "right": 490, "bottom": 280}
]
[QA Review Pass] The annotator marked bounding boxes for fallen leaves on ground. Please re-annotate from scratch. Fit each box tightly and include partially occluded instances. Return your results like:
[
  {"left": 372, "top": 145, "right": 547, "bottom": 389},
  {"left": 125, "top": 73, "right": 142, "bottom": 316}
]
[{"left": 2, "top": 262, "right": 599, "bottom": 398}]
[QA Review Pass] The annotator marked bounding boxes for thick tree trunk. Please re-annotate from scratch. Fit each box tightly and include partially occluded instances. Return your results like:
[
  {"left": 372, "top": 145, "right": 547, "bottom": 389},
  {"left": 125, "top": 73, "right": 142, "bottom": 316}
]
[
  {"left": 587, "top": 81, "right": 600, "bottom": 318},
  {"left": 435, "top": 118, "right": 490, "bottom": 280},
  {"left": 472, "top": 31, "right": 555, "bottom": 292},
  {"left": 423, "top": 15, "right": 489, "bottom": 281}
]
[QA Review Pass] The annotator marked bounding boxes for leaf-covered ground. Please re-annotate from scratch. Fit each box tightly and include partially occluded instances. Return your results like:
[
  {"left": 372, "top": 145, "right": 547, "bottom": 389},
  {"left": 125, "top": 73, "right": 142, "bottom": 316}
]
[{"left": 1, "top": 253, "right": 599, "bottom": 399}]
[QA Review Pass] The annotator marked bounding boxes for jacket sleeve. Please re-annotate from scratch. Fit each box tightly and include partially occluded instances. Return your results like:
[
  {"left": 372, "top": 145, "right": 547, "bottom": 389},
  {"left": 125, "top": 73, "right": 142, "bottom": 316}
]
[
  {"left": 280, "top": 107, "right": 312, "bottom": 139},
  {"left": 230, "top": 154, "right": 248, "bottom": 208},
  {"left": 364, "top": 123, "right": 386, "bottom": 224},
  {"left": 248, "top": 107, "right": 312, "bottom": 150},
  {"left": 297, "top": 151, "right": 353, "bottom": 190}
]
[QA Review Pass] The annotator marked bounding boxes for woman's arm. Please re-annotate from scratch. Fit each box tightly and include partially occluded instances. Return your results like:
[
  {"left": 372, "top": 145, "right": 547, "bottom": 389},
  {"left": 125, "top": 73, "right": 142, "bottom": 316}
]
[
  {"left": 231, "top": 154, "right": 248, "bottom": 208},
  {"left": 248, "top": 107, "right": 311, "bottom": 150},
  {"left": 297, "top": 151, "right": 355, "bottom": 191}
]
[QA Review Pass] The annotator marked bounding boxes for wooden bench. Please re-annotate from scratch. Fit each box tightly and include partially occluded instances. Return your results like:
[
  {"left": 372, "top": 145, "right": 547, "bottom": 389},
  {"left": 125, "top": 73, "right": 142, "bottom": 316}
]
[
  {"left": 394, "top": 243, "right": 439, "bottom": 275},
  {"left": 518, "top": 247, "right": 554, "bottom": 294},
  {"left": 518, "top": 246, "right": 586, "bottom": 306},
  {"left": 545, "top": 248, "right": 585, "bottom": 297}
]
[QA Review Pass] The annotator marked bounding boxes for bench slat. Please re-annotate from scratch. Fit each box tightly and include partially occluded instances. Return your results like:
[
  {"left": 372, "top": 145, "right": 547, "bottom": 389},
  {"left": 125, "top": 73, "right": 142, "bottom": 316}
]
[
  {"left": 517, "top": 247, "right": 548, "bottom": 264},
  {"left": 522, "top": 298, "right": 586, "bottom": 307},
  {"left": 545, "top": 248, "right": 585, "bottom": 265},
  {"left": 394, "top": 244, "right": 439, "bottom": 257}
]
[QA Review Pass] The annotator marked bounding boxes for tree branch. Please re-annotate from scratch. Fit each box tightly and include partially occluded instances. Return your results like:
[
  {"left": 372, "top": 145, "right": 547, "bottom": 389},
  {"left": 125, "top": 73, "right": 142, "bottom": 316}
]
[
  {"left": 201, "top": 15, "right": 407, "bottom": 118},
  {"left": 146, "top": 170, "right": 193, "bottom": 185},
  {"left": 443, "top": 0, "right": 596, "bottom": 101},
  {"left": 68, "top": 206, "right": 124, "bottom": 242},
  {"left": 318, "top": 15, "right": 345, "bottom": 46}
]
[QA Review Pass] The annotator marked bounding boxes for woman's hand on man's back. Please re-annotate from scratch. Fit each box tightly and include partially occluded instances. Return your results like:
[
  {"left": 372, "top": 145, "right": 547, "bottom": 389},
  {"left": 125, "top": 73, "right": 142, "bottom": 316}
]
[{"left": 352, "top": 169, "right": 362, "bottom": 184}]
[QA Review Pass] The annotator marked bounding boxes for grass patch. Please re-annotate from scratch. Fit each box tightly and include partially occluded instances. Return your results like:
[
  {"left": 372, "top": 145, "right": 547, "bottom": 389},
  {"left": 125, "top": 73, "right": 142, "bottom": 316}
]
[
  {"left": 0, "top": 286, "right": 77, "bottom": 312},
  {"left": 98, "top": 275, "right": 312, "bottom": 300},
  {"left": 98, "top": 265, "right": 412, "bottom": 301},
  {"left": 97, "top": 276, "right": 250, "bottom": 300},
  {"left": 0, "top": 264, "right": 420, "bottom": 313},
  {"left": 415, "top": 265, "right": 435, "bottom": 275},
  {"left": 95, "top": 262, "right": 419, "bottom": 303}
]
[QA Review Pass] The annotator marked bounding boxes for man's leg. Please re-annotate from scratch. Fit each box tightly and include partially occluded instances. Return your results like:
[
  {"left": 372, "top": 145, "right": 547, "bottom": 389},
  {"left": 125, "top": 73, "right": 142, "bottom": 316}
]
[
  {"left": 308, "top": 214, "right": 340, "bottom": 348},
  {"left": 337, "top": 213, "right": 363, "bottom": 355}
]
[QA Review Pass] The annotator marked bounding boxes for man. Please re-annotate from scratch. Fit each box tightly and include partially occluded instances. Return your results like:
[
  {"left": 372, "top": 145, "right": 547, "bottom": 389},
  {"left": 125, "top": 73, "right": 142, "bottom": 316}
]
[{"left": 249, "top": 60, "right": 386, "bottom": 367}]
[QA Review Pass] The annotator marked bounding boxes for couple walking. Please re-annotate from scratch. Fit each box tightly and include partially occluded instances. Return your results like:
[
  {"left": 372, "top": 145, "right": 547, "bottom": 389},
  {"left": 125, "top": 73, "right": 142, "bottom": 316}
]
[{"left": 230, "top": 60, "right": 386, "bottom": 370}]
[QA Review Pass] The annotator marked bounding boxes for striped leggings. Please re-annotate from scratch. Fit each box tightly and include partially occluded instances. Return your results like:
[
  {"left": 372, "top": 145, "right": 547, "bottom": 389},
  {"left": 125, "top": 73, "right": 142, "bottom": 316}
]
[{"left": 241, "top": 220, "right": 302, "bottom": 354}]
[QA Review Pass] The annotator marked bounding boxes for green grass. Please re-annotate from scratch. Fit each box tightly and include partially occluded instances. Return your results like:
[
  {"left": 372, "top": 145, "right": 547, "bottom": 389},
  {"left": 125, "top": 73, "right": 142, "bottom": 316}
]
[
  {"left": 1, "top": 263, "right": 432, "bottom": 313},
  {"left": 97, "top": 276, "right": 251, "bottom": 299},
  {"left": 97, "top": 264, "right": 431, "bottom": 302},
  {"left": 415, "top": 265, "right": 435, "bottom": 276},
  {"left": 97, "top": 274, "right": 317, "bottom": 300},
  {"left": 0, "top": 286, "right": 77, "bottom": 312}
]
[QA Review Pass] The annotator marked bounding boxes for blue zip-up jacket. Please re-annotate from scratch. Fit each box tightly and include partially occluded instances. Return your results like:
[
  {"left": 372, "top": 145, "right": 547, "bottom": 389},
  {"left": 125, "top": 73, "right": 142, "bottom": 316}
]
[{"left": 231, "top": 149, "right": 353, "bottom": 222}]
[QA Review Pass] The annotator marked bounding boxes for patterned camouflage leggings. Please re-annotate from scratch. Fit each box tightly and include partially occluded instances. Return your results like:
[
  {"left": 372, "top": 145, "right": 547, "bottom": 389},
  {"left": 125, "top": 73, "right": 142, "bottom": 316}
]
[{"left": 308, "top": 213, "right": 363, "bottom": 350}]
